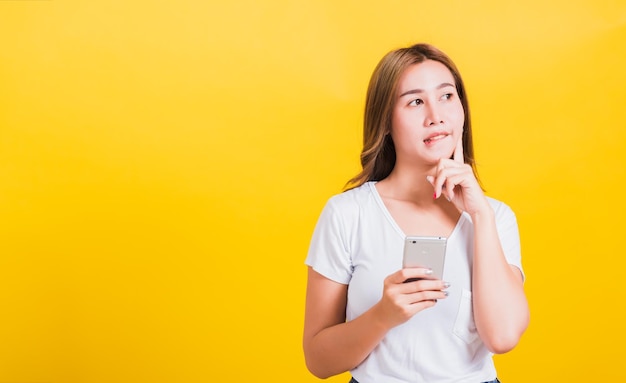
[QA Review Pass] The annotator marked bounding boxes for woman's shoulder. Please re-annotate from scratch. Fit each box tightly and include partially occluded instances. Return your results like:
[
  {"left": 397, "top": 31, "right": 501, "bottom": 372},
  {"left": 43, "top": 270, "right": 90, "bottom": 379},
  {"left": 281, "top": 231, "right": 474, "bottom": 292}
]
[
  {"left": 322, "top": 182, "right": 376, "bottom": 214},
  {"left": 327, "top": 182, "right": 374, "bottom": 204}
]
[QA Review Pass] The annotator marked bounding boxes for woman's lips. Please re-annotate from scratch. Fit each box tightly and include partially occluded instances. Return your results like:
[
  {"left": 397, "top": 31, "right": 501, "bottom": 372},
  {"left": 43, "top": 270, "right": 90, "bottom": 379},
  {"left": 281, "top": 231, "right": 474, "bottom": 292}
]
[{"left": 423, "top": 133, "right": 448, "bottom": 144}]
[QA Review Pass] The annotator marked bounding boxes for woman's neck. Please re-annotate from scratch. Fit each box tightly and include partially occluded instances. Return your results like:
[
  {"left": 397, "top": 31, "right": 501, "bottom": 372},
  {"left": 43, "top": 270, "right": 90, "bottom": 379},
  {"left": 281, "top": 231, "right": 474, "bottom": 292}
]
[{"left": 376, "top": 164, "right": 436, "bottom": 204}]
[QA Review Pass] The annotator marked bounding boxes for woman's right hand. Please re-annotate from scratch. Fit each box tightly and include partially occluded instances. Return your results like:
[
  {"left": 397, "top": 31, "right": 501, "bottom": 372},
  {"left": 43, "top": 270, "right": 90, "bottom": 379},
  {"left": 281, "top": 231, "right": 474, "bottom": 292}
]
[{"left": 375, "top": 268, "right": 450, "bottom": 329}]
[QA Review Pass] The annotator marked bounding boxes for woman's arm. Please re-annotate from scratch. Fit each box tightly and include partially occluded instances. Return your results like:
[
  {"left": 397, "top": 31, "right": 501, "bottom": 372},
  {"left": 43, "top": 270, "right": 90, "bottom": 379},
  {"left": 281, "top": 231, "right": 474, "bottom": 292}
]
[
  {"left": 471, "top": 209, "right": 529, "bottom": 353},
  {"left": 303, "top": 267, "right": 448, "bottom": 378},
  {"left": 429, "top": 138, "right": 529, "bottom": 354},
  {"left": 303, "top": 268, "right": 386, "bottom": 378}
]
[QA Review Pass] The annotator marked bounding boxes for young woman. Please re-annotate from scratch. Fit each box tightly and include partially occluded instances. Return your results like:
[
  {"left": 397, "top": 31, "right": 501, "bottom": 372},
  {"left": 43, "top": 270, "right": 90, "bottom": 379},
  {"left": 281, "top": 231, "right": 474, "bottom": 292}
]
[{"left": 303, "top": 43, "right": 529, "bottom": 383}]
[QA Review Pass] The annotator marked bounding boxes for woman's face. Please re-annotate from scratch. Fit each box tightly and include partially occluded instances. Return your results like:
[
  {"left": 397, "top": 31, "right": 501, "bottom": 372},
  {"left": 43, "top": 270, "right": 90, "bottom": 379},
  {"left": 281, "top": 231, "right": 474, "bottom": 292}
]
[{"left": 390, "top": 60, "right": 465, "bottom": 167}]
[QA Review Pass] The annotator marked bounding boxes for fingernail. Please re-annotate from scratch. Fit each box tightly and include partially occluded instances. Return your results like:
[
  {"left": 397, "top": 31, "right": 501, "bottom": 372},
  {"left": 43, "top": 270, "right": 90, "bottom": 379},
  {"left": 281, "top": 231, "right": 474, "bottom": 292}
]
[
  {"left": 433, "top": 192, "right": 437, "bottom": 199},
  {"left": 443, "top": 282, "right": 451, "bottom": 288},
  {"left": 443, "top": 291, "right": 449, "bottom": 296},
  {"left": 425, "top": 269, "right": 433, "bottom": 275}
]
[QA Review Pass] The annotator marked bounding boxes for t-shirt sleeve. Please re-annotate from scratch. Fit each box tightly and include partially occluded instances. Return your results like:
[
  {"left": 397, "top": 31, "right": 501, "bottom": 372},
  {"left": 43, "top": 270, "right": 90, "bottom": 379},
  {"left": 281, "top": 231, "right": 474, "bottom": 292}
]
[
  {"left": 305, "top": 197, "right": 354, "bottom": 285},
  {"left": 493, "top": 200, "right": 525, "bottom": 281}
]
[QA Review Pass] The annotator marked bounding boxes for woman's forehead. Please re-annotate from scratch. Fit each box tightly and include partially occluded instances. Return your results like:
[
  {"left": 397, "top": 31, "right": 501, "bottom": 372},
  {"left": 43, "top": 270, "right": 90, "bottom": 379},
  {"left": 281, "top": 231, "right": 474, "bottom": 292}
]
[{"left": 397, "top": 60, "right": 456, "bottom": 92}]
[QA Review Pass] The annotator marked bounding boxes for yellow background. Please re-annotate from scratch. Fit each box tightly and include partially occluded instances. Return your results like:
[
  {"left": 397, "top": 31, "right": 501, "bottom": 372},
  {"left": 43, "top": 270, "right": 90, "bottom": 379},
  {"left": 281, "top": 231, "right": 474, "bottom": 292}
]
[{"left": 1, "top": 1, "right": 625, "bottom": 382}]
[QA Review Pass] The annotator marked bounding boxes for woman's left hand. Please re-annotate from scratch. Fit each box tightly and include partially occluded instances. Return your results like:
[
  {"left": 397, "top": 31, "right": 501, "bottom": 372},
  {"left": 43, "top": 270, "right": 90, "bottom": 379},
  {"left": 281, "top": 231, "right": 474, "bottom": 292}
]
[{"left": 427, "top": 137, "right": 491, "bottom": 216}]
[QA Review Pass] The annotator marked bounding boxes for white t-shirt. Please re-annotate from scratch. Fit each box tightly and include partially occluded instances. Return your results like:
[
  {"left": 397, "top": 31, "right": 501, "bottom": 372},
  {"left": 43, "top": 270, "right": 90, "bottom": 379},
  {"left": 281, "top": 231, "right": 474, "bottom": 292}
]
[{"left": 305, "top": 182, "right": 523, "bottom": 383}]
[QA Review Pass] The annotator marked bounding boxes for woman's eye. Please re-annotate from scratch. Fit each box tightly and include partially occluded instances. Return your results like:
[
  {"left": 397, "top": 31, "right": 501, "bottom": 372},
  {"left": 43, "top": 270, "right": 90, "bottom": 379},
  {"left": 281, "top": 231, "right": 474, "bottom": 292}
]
[
  {"left": 408, "top": 99, "right": 423, "bottom": 106},
  {"left": 441, "top": 93, "right": 453, "bottom": 100}
]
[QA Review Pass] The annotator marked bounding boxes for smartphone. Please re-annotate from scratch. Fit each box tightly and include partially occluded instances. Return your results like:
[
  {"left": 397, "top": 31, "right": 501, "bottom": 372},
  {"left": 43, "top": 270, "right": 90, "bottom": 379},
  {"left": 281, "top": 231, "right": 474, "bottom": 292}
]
[{"left": 402, "top": 236, "right": 447, "bottom": 281}]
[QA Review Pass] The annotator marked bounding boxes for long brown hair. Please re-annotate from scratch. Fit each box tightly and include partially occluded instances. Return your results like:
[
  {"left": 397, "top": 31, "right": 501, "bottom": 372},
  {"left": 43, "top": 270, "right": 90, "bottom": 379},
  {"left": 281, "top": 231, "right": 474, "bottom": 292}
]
[{"left": 346, "top": 43, "right": 480, "bottom": 189}]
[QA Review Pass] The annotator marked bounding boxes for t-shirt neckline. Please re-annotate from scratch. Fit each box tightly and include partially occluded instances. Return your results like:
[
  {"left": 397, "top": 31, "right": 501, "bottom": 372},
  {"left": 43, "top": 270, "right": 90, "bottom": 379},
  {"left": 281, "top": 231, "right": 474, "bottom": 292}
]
[{"left": 367, "top": 181, "right": 466, "bottom": 241}]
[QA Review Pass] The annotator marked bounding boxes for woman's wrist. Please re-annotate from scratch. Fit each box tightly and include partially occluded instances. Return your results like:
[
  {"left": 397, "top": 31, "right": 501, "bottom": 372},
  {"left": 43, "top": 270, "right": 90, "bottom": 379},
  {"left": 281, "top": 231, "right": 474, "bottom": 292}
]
[
  {"left": 468, "top": 202, "right": 494, "bottom": 223},
  {"left": 369, "top": 302, "right": 394, "bottom": 332}
]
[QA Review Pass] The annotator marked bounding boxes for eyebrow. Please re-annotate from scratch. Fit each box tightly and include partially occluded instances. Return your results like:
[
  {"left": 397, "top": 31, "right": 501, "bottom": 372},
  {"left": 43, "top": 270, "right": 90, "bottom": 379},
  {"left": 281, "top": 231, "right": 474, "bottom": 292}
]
[{"left": 399, "top": 82, "right": 456, "bottom": 98}]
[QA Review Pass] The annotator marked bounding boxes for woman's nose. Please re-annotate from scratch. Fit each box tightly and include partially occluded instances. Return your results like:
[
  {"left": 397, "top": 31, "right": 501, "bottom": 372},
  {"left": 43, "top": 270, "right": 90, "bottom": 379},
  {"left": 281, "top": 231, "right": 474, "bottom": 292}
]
[{"left": 424, "top": 103, "right": 443, "bottom": 126}]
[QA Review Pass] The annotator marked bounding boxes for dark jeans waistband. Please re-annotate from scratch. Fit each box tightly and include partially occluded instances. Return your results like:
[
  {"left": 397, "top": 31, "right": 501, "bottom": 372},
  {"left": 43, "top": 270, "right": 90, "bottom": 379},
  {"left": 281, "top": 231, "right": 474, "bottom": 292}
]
[{"left": 349, "top": 378, "right": 500, "bottom": 383}]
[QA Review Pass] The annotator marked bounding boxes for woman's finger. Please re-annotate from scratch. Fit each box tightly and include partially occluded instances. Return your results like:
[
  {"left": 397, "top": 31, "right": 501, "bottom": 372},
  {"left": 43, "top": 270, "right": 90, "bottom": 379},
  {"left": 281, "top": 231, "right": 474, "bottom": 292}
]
[
  {"left": 432, "top": 161, "right": 465, "bottom": 199},
  {"left": 407, "top": 290, "right": 449, "bottom": 305},
  {"left": 445, "top": 177, "right": 456, "bottom": 201},
  {"left": 454, "top": 135, "right": 464, "bottom": 164},
  {"left": 391, "top": 268, "right": 434, "bottom": 284},
  {"left": 432, "top": 162, "right": 450, "bottom": 199}
]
